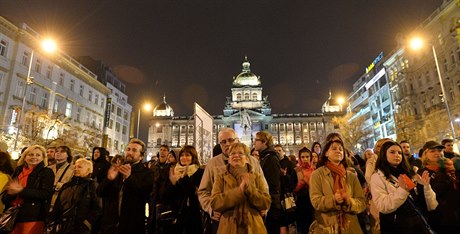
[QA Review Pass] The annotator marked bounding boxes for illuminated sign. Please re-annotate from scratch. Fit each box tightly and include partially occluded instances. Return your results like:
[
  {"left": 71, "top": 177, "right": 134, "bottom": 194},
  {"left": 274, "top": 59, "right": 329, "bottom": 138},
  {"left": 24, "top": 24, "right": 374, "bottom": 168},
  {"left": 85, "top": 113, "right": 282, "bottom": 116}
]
[
  {"left": 366, "top": 52, "right": 384, "bottom": 74},
  {"left": 365, "top": 68, "right": 385, "bottom": 90}
]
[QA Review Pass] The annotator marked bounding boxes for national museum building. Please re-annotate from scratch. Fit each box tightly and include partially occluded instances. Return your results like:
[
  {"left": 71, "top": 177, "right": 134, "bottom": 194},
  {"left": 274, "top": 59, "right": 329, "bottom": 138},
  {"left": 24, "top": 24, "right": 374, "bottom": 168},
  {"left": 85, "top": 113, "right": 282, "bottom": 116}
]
[{"left": 146, "top": 58, "right": 344, "bottom": 158}]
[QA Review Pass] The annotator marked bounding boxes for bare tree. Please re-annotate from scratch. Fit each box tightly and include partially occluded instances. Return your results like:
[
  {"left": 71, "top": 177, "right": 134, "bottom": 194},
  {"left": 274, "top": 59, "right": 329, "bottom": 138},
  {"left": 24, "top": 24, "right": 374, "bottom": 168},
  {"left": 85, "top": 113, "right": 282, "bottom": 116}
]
[{"left": 332, "top": 113, "right": 371, "bottom": 152}]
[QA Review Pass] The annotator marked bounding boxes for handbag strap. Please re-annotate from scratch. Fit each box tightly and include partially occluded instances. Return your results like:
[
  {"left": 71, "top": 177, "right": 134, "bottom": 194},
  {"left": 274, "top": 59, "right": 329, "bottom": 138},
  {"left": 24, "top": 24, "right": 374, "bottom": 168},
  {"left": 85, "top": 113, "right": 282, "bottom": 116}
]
[
  {"left": 406, "top": 198, "right": 436, "bottom": 234},
  {"left": 57, "top": 164, "right": 71, "bottom": 183}
]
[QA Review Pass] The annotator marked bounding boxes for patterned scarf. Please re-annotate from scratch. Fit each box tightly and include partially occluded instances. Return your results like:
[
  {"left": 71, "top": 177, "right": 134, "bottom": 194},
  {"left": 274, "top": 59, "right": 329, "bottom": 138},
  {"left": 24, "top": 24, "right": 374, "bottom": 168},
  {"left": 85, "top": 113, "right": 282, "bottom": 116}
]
[
  {"left": 325, "top": 161, "right": 347, "bottom": 228},
  {"left": 426, "top": 158, "right": 458, "bottom": 190},
  {"left": 227, "top": 164, "right": 250, "bottom": 226},
  {"left": 174, "top": 164, "right": 199, "bottom": 178}
]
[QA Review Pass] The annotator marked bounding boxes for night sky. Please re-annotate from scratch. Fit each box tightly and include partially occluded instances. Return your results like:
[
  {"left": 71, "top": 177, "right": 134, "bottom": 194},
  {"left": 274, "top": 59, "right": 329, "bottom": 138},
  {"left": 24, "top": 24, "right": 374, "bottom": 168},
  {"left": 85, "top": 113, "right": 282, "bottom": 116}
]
[{"left": 1, "top": 0, "right": 444, "bottom": 141}]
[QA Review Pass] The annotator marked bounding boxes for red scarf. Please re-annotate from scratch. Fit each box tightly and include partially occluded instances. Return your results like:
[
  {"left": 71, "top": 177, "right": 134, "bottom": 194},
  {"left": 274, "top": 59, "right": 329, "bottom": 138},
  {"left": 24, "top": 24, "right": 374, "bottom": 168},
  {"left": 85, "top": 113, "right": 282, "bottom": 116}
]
[
  {"left": 426, "top": 158, "right": 458, "bottom": 190},
  {"left": 12, "top": 166, "right": 35, "bottom": 207},
  {"left": 325, "top": 161, "right": 347, "bottom": 228},
  {"left": 299, "top": 160, "right": 311, "bottom": 170}
]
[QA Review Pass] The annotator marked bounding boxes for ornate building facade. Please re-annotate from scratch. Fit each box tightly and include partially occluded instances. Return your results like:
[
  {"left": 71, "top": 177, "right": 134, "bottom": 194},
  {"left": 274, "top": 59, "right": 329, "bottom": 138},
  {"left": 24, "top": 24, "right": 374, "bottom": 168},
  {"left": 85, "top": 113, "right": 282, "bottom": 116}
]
[
  {"left": 147, "top": 58, "right": 344, "bottom": 159},
  {"left": 0, "top": 17, "right": 110, "bottom": 155}
]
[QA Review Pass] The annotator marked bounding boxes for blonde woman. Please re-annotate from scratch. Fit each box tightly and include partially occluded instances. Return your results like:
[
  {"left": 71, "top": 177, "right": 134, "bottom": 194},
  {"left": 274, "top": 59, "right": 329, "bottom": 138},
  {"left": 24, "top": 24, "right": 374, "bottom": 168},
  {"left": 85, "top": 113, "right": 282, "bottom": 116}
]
[
  {"left": 47, "top": 158, "right": 102, "bottom": 233},
  {"left": 2, "top": 145, "right": 54, "bottom": 234},
  {"left": 211, "top": 143, "right": 271, "bottom": 234},
  {"left": 418, "top": 141, "right": 460, "bottom": 233}
]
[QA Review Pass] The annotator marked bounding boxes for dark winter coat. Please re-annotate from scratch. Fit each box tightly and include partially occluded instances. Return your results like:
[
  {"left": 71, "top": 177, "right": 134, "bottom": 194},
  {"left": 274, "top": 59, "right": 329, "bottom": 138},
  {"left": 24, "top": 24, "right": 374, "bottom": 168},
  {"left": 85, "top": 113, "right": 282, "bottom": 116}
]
[
  {"left": 259, "top": 147, "right": 281, "bottom": 211},
  {"left": 2, "top": 162, "right": 54, "bottom": 223},
  {"left": 97, "top": 162, "right": 153, "bottom": 234},
  {"left": 418, "top": 167, "right": 460, "bottom": 233},
  {"left": 48, "top": 177, "right": 102, "bottom": 234},
  {"left": 160, "top": 167, "right": 204, "bottom": 233},
  {"left": 91, "top": 147, "right": 110, "bottom": 183}
]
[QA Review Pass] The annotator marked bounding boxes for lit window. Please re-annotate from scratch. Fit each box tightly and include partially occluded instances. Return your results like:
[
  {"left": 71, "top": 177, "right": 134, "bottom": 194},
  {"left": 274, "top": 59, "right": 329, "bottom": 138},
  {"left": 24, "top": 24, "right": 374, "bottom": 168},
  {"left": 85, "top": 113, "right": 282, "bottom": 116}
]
[{"left": 65, "top": 102, "right": 72, "bottom": 117}]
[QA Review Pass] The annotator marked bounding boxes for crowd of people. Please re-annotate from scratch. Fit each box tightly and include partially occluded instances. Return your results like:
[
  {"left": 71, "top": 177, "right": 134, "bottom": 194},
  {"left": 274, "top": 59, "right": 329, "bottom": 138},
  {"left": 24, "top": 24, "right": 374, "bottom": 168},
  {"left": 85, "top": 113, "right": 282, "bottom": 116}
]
[{"left": 0, "top": 129, "right": 459, "bottom": 234}]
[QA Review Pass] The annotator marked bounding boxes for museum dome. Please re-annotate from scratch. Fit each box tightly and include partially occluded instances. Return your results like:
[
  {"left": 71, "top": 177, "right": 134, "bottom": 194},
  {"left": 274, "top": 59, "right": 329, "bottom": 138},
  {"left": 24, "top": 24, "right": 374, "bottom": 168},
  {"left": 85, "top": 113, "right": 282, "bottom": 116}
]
[
  {"left": 233, "top": 57, "right": 261, "bottom": 87},
  {"left": 154, "top": 96, "right": 174, "bottom": 117}
]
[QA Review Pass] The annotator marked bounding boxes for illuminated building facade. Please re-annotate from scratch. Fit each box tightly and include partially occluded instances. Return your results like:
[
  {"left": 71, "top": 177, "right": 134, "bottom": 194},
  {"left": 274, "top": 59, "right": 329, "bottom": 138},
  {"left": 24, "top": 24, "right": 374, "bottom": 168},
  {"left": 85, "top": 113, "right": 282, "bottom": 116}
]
[
  {"left": 147, "top": 58, "right": 344, "bottom": 158},
  {"left": 0, "top": 16, "right": 110, "bottom": 153}
]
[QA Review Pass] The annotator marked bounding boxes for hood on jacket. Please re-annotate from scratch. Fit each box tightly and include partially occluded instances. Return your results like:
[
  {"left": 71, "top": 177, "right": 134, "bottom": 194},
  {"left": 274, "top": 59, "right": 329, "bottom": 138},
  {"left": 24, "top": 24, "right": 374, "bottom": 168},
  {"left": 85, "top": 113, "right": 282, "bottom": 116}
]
[{"left": 92, "top": 147, "right": 108, "bottom": 162}]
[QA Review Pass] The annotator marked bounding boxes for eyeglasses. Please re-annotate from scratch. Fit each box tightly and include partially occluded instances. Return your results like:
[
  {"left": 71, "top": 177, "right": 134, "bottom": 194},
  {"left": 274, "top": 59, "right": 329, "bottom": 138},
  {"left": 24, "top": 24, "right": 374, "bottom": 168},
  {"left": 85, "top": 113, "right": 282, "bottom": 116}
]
[{"left": 220, "top": 138, "right": 236, "bottom": 145}]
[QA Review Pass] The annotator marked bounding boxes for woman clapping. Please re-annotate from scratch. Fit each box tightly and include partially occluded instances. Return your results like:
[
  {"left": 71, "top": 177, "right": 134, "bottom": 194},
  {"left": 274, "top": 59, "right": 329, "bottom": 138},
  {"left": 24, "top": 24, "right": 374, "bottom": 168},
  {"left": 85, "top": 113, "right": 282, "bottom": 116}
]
[
  {"left": 211, "top": 143, "right": 271, "bottom": 234},
  {"left": 370, "top": 141, "right": 438, "bottom": 234},
  {"left": 2, "top": 145, "right": 54, "bottom": 234},
  {"left": 309, "top": 140, "right": 366, "bottom": 233}
]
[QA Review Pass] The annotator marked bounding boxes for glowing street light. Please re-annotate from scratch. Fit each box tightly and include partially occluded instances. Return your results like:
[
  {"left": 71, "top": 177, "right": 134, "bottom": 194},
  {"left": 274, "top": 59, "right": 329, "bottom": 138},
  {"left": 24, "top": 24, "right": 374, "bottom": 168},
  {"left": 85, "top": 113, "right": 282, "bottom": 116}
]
[
  {"left": 408, "top": 36, "right": 457, "bottom": 141},
  {"left": 13, "top": 38, "right": 58, "bottom": 152},
  {"left": 136, "top": 103, "right": 152, "bottom": 139},
  {"left": 42, "top": 39, "right": 57, "bottom": 53},
  {"left": 337, "top": 97, "right": 345, "bottom": 112}
]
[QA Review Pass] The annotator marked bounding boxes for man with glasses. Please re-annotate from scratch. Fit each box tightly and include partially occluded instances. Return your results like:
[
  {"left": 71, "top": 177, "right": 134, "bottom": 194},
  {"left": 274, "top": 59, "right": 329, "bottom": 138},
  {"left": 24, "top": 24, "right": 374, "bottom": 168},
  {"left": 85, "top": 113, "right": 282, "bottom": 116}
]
[
  {"left": 254, "top": 131, "right": 282, "bottom": 234},
  {"left": 198, "top": 128, "right": 267, "bottom": 234}
]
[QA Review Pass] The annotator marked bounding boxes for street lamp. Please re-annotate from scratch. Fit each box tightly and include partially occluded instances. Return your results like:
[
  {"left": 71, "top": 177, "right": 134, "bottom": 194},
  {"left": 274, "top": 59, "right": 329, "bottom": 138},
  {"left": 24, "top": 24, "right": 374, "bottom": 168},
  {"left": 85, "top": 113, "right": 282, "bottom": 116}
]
[
  {"left": 409, "top": 36, "right": 457, "bottom": 141},
  {"left": 337, "top": 97, "right": 345, "bottom": 112},
  {"left": 136, "top": 103, "right": 152, "bottom": 139},
  {"left": 13, "top": 38, "right": 57, "bottom": 152}
]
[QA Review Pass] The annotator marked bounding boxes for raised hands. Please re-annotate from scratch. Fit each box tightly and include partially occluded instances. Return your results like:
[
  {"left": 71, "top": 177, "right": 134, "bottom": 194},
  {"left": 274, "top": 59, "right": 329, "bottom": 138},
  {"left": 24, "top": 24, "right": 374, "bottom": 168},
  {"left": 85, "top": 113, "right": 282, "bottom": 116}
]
[
  {"left": 415, "top": 170, "right": 431, "bottom": 186},
  {"left": 6, "top": 180, "right": 23, "bottom": 195},
  {"left": 119, "top": 164, "right": 131, "bottom": 180},
  {"left": 107, "top": 163, "right": 131, "bottom": 180},
  {"left": 239, "top": 173, "right": 250, "bottom": 192}
]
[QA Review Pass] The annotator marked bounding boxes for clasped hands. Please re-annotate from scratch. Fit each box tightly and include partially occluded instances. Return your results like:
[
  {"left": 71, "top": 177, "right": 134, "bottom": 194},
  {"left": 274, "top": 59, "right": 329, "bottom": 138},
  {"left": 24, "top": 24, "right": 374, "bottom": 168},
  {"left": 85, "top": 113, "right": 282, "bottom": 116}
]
[
  {"left": 334, "top": 189, "right": 351, "bottom": 205},
  {"left": 107, "top": 163, "right": 131, "bottom": 180},
  {"left": 238, "top": 173, "right": 251, "bottom": 192}
]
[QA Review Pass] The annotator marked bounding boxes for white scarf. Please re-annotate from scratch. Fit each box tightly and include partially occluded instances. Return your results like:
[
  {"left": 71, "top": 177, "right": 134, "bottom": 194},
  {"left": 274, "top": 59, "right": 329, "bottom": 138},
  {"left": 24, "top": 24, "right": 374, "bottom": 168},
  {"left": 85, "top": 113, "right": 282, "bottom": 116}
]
[{"left": 174, "top": 164, "right": 199, "bottom": 178}]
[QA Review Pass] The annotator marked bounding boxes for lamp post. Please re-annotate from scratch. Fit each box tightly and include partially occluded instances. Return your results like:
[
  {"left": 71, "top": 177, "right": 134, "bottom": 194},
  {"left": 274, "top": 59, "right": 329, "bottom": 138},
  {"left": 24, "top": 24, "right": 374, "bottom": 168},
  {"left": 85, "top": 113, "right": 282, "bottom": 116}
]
[
  {"left": 136, "top": 103, "right": 152, "bottom": 139},
  {"left": 409, "top": 37, "right": 457, "bottom": 141},
  {"left": 12, "top": 39, "right": 57, "bottom": 152}
]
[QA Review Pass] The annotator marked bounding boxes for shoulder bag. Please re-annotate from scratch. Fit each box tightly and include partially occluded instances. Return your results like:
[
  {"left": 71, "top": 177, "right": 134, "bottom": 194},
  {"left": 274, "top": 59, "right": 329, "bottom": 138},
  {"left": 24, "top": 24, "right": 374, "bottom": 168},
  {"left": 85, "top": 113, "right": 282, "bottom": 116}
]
[{"left": 0, "top": 203, "right": 20, "bottom": 232}]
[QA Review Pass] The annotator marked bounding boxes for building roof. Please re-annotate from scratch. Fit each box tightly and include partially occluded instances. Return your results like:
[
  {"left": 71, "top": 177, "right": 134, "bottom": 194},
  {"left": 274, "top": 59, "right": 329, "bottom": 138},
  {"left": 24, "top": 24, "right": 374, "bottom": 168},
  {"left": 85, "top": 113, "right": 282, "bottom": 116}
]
[
  {"left": 154, "top": 96, "right": 174, "bottom": 117},
  {"left": 232, "top": 57, "right": 261, "bottom": 87}
]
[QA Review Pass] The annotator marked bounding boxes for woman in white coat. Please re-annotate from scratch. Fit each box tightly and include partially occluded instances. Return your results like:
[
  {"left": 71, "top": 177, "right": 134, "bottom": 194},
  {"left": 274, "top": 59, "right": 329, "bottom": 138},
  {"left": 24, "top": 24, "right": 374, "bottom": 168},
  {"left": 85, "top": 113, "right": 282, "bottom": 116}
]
[{"left": 370, "top": 141, "right": 438, "bottom": 234}]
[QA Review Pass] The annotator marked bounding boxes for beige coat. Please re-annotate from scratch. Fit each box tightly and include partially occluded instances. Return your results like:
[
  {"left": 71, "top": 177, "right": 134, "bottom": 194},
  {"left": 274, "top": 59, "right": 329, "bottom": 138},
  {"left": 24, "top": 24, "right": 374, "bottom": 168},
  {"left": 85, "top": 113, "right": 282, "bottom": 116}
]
[
  {"left": 211, "top": 166, "right": 271, "bottom": 234},
  {"left": 48, "top": 162, "right": 74, "bottom": 209},
  {"left": 309, "top": 166, "right": 366, "bottom": 234}
]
